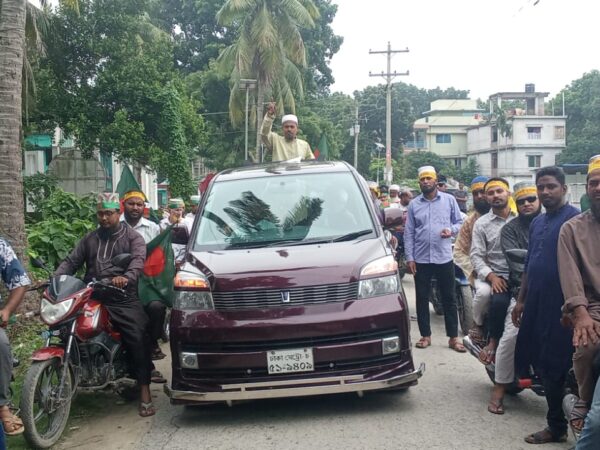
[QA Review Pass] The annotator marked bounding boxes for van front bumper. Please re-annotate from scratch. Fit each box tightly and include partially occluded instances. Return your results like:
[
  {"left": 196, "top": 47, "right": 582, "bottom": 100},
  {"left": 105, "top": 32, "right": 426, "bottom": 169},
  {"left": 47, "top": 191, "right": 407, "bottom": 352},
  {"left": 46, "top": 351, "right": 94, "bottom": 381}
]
[{"left": 165, "top": 362, "right": 424, "bottom": 403}]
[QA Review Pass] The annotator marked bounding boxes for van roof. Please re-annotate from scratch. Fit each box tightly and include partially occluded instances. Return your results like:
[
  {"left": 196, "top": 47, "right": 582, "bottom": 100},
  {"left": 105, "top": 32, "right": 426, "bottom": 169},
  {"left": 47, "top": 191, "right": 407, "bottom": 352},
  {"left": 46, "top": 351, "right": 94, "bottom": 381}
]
[{"left": 215, "top": 161, "right": 353, "bottom": 182}]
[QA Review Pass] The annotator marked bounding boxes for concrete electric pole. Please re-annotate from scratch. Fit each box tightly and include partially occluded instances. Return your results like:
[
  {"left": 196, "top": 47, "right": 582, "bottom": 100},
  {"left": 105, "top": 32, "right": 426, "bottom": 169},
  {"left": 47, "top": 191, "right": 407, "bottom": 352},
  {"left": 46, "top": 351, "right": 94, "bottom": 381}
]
[
  {"left": 353, "top": 104, "right": 360, "bottom": 168},
  {"left": 369, "top": 42, "right": 409, "bottom": 184}
]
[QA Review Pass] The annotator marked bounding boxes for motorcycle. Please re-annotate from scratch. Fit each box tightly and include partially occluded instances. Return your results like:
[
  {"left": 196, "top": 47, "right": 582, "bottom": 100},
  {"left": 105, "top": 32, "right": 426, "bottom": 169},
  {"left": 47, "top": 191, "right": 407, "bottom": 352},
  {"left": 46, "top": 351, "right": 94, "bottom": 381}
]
[
  {"left": 462, "top": 248, "right": 545, "bottom": 396},
  {"left": 20, "top": 255, "right": 138, "bottom": 449}
]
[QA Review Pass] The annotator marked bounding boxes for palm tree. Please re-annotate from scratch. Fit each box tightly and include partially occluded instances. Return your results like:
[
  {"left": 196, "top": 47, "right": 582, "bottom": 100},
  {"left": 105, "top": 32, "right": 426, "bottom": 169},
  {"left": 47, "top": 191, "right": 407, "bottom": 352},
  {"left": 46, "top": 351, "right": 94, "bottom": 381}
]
[
  {"left": 0, "top": 0, "right": 77, "bottom": 259},
  {"left": 216, "top": 0, "right": 319, "bottom": 161},
  {"left": 0, "top": 0, "right": 29, "bottom": 259}
]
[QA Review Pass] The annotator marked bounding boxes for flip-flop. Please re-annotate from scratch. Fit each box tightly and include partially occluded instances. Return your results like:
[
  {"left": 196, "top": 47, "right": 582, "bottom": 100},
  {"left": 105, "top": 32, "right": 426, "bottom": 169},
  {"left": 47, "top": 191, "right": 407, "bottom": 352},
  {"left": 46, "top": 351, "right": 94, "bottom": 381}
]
[
  {"left": 415, "top": 337, "right": 431, "bottom": 349},
  {"left": 138, "top": 402, "right": 156, "bottom": 418},
  {"left": 487, "top": 399, "right": 505, "bottom": 415},
  {"left": 1, "top": 415, "right": 24, "bottom": 436},
  {"left": 524, "top": 428, "right": 567, "bottom": 444},
  {"left": 448, "top": 338, "right": 467, "bottom": 353},
  {"left": 151, "top": 370, "right": 167, "bottom": 384}
]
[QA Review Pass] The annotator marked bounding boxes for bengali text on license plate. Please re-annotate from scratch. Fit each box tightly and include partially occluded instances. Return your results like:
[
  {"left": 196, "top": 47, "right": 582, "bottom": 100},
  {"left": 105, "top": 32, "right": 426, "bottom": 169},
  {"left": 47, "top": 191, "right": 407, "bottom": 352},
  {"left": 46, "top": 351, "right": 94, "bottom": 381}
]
[{"left": 267, "top": 348, "right": 314, "bottom": 374}]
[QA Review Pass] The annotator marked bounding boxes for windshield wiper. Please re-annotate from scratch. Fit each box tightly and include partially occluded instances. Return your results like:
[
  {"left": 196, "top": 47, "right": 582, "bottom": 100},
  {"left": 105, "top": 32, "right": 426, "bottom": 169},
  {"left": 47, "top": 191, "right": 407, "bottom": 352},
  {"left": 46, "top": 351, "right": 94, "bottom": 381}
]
[{"left": 331, "top": 229, "right": 373, "bottom": 242}]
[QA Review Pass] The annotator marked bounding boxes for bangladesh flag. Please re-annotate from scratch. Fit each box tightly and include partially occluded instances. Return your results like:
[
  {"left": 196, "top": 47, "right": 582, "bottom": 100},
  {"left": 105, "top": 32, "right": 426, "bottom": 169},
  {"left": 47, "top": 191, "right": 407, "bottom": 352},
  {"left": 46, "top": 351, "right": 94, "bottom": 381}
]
[
  {"left": 138, "top": 227, "right": 175, "bottom": 306},
  {"left": 313, "top": 134, "right": 329, "bottom": 161},
  {"left": 116, "top": 165, "right": 142, "bottom": 197}
]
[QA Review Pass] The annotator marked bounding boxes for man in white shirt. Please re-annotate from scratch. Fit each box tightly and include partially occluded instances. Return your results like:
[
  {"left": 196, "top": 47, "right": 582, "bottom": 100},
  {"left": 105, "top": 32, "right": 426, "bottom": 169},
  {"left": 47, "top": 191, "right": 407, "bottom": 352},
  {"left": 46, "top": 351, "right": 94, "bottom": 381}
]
[
  {"left": 184, "top": 194, "right": 200, "bottom": 233},
  {"left": 120, "top": 190, "right": 167, "bottom": 377}
]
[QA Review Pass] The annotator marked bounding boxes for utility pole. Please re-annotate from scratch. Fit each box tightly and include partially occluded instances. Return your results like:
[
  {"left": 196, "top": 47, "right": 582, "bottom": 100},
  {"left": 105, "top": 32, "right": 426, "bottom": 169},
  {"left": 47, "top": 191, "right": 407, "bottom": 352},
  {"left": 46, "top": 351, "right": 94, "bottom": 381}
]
[
  {"left": 369, "top": 42, "right": 409, "bottom": 184},
  {"left": 353, "top": 104, "right": 360, "bottom": 168}
]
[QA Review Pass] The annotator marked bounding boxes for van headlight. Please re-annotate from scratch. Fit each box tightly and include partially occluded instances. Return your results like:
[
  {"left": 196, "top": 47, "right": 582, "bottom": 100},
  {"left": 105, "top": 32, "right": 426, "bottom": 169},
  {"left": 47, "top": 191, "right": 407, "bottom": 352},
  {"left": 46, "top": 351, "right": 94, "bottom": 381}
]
[
  {"left": 358, "top": 274, "right": 399, "bottom": 299},
  {"left": 40, "top": 298, "right": 74, "bottom": 325},
  {"left": 173, "top": 291, "right": 214, "bottom": 310}
]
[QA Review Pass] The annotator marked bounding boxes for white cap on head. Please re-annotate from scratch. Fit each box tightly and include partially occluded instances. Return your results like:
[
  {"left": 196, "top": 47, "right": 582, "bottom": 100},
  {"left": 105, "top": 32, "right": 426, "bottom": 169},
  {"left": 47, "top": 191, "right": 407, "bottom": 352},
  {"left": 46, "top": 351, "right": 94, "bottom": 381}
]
[
  {"left": 281, "top": 114, "right": 298, "bottom": 125},
  {"left": 389, "top": 184, "right": 400, "bottom": 192}
]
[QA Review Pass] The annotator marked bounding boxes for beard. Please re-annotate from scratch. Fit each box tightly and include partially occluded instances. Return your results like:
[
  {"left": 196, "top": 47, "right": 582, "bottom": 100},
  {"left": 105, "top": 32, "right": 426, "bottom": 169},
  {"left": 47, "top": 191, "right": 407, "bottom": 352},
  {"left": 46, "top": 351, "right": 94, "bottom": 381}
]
[
  {"left": 474, "top": 201, "right": 491, "bottom": 215},
  {"left": 519, "top": 207, "right": 541, "bottom": 225},
  {"left": 421, "top": 185, "right": 435, "bottom": 195},
  {"left": 97, "top": 222, "right": 121, "bottom": 240}
]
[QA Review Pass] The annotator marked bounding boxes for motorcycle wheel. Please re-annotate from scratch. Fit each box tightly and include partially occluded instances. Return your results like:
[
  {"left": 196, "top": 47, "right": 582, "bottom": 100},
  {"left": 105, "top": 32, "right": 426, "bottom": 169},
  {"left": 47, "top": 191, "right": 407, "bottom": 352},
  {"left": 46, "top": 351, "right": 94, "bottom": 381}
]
[
  {"left": 457, "top": 285, "right": 474, "bottom": 335},
  {"left": 20, "top": 358, "right": 73, "bottom": 449}
]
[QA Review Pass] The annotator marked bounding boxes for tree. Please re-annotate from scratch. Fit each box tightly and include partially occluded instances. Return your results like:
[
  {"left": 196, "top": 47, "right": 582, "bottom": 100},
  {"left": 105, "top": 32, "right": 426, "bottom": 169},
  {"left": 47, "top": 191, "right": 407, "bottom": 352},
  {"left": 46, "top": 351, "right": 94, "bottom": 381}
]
[
  {"left": 31, "top": 0, "right": 206, "bottom": 197},
  {"left": 554, "top": 70, "right": 600, "bottom": 164},
  {"left": 216, "top": 0, "right": 319, "bottom": 160},
  {"left": 0, "top": 0, "right": 28, "bottom": 258}
]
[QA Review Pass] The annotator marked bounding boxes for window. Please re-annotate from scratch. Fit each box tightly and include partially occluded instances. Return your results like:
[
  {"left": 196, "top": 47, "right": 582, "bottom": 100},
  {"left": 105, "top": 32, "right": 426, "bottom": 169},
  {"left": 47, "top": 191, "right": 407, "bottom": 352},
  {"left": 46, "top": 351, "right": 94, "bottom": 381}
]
[
  {"left": 435, "top": 134, "right": 451, "bottom": 144},
  {"left": 491, "top": 152, "right": 498, "bottom": 169},
  {"left": 454, "top": 158, "right": 462, "bottom": 168},
  {"left": 491, "top": 126, "right": 498, "bottom": 143},
  {"left": 528, "top": 155, "right": 542, "bottom": 168},
  {"left": 527, "top": 126, "right": 542, "bottom": 139},
  {"left": 554, "top": 126, "right": 565, "bottom": 139}
]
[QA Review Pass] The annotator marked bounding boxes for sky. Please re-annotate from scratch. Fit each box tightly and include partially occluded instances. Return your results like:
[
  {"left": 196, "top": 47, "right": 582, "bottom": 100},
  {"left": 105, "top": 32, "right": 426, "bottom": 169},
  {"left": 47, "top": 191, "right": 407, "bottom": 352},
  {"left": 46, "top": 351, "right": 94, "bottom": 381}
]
[{"left": 329, "top": 0, "right": 599, "bottom": 101}]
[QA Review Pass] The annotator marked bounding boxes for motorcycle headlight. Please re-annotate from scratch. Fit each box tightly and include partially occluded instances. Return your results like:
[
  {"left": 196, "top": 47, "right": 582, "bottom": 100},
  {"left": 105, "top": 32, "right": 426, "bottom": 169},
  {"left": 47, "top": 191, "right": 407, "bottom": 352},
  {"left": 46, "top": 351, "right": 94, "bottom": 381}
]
[
  {"left": 358, "top": 274, "right": 400, "bottom": 299},
  {"left": 40, "top": 298, "right": 74, "bottom": 325},
  {"left": 173, "top": 291, "right": 214, "bottom": 310}
]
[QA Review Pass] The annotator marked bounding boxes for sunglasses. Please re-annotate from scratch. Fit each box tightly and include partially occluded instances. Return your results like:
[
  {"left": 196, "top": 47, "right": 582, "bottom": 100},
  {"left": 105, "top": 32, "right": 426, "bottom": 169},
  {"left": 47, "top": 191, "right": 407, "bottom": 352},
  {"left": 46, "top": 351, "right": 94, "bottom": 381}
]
[
  {"left": 516, "top": 196, "right": 538, "bottom": 206},
  {"left": 437, "top": 183, "right": 446, "bottom": 188}
]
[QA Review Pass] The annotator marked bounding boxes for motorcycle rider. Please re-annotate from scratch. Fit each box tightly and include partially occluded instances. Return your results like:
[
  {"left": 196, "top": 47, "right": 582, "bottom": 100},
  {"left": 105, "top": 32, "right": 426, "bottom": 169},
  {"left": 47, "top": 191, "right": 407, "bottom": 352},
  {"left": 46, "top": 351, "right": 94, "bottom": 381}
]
[
  {"left": 558, "top": 155, "right": 600, "bottom": 437},
  {"left": 487, "top": 182, "right": 541, "bottom": 414},
  {"left": 513, "top": 166, "right": 579, "bottom": 444},
  {"left": 453, "top": 176, "right": 490, "bottom": 286},
  {"left": 55, "top": 193, "right": 155, "bottom": 417},
  {"left": 470, "top": 178, "right": 515, "bottom": 364},
  {"left": 0, "top": 238, "right": 30, "bottom": 437}
]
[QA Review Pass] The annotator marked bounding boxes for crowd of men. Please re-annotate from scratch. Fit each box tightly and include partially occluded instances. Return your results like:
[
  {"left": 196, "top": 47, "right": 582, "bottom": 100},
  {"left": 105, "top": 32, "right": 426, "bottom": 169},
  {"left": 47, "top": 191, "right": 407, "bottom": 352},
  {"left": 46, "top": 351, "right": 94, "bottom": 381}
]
[
  {"left": 369, "top": 156, "right": 600, "bottom": 447},
  {"left": 1, "top": 138, "right": 599, "bottom": 447}
]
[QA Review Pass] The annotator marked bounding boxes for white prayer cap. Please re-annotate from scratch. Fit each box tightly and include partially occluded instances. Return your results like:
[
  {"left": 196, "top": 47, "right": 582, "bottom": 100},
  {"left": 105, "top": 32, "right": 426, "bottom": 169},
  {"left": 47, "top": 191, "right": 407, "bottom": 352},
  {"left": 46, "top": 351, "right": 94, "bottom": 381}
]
[
  {"left": 389, "top": 184, "right": 400, "bottom": 192},
  {"left": 417, "top": 165, "right": 437, "bottom": 180},
  {"left": 281, "top": 114, "right": 298, "bottom": 125}
]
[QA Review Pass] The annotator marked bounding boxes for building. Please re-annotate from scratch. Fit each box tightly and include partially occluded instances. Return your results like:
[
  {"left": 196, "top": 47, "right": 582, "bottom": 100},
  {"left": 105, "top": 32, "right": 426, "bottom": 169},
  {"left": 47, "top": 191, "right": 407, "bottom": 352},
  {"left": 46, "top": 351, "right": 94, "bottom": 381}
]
[
  {"left": 411, "top": 99, "right": 484, "bottom": 167},
  {"left": 466, "top": 84, "right": 566, "bottom": 186},
  {"left": 24, "top": 128, "right": 159, "bottom": 207}
]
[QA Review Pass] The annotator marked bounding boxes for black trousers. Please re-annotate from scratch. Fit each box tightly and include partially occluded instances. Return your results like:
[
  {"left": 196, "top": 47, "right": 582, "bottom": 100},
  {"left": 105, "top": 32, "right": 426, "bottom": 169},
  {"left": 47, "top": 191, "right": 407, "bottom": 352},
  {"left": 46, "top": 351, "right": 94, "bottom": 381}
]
[
  {"left": 542, "top": 374, "right": 568, "bottom": 438},
  {"left": 144, "top": 301, "right": 166, "bottom": 348},
  {"left": 105, "top": 295, "right": 152, "bottom": 385},
  {"left": 414, "top": 262, "right": 458, "bottom": 338},
  {"left": 488, "top": 290, "right": 512, "bottom": 341}
]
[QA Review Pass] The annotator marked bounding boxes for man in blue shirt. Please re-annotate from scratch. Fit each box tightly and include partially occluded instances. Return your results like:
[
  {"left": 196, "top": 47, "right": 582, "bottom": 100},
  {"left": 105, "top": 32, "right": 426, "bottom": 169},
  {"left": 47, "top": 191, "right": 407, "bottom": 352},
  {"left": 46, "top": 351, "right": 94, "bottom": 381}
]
[
  {"left": 405, "top": 166, "right": 465, "bottom": 352},
  {"left": 0, "top": 237, "right": 31, "bottom": 439}
]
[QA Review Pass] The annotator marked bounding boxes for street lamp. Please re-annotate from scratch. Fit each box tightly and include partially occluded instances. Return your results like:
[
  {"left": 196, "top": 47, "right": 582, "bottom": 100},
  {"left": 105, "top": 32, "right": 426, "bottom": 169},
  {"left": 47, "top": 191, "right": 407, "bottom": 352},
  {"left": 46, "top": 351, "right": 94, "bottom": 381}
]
[
  {"left": 374, "top": 143, "right": 384, "bottom": 184},
  {"left": 239, "top": 79, "right": 257, "bottom": 161}
]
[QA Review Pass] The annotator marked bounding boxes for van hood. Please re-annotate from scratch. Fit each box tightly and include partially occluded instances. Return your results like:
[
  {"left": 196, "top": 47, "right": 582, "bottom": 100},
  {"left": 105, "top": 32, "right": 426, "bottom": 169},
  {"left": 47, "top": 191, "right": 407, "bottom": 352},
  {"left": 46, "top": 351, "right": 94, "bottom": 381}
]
[{"left": 189, "top": 238, "right": 387, "bottom": 291}]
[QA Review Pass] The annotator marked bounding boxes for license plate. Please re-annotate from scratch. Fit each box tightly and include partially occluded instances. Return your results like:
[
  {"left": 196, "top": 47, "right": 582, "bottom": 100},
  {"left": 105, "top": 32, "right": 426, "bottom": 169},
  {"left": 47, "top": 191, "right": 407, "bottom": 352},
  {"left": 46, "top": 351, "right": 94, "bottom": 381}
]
[{"left": 267, "top": 348, "right": 315, "bottom": 374}]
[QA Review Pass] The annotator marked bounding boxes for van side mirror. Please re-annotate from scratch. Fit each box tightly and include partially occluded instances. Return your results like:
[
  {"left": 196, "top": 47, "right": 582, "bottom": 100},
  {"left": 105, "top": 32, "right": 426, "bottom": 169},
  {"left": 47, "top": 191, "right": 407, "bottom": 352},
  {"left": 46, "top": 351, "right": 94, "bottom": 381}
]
[{"left": 383, "top": 208, "right": 404, "bottom": 229}]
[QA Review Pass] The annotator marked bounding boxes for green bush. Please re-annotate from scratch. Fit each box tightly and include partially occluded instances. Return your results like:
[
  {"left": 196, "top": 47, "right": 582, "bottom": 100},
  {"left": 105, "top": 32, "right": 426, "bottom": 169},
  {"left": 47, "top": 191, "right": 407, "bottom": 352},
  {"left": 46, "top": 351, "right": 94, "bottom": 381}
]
[{"left": 26, "top": 189, "right": 97, "bottom": 270}]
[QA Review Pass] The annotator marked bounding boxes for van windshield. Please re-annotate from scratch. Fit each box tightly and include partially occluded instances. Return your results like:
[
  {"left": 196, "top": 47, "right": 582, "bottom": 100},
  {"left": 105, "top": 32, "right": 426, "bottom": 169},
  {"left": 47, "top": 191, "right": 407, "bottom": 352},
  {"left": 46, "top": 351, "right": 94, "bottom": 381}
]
[{"left": 193, "top": 172, "right": 375, "bottom": 250}]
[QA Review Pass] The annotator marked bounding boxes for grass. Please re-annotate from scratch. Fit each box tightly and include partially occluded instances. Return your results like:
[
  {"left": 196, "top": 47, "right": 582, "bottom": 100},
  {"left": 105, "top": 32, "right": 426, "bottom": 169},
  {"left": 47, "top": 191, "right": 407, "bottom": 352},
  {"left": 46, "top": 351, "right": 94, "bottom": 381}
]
[{"left": 5, "top": 317, "right": 123, "bottom": 449}]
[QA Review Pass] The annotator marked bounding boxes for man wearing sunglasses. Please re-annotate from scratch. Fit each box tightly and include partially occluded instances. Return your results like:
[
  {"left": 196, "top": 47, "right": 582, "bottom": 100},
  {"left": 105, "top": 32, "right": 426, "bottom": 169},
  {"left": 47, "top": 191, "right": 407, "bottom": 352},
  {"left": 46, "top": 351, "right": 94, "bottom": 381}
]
[
  {"left": 487, "top": 182, "right": 541, "bottom": 414},
  {"left": 512, "top": 166, "right": 579, "bottom": 444}
]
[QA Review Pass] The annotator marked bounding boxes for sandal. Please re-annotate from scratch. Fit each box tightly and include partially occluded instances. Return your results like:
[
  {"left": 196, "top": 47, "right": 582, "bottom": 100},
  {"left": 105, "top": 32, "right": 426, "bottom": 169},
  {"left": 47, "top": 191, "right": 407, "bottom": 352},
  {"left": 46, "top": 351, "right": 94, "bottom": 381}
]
[
  {"left": 1, "top": 414, "right": 24, "bottom": 436},
  {"left": 152, "top": 347, "right": 167, "bottom": 361},
  {"left": 415, "top": 336, "right": 431, "bottom": 349},
  {"left": 468, "top": 326, "right": 486, "bottom": 347},
  {"left": 487, "top": 399, "right": 505, "bottom": 415},
  {"left": 568, "top": 398, "right": 589, "bottom": 438},
  {"left": 448, "top": 338, "right": 466, "bottom": 353},
  {"left": 524, "top": 428, "right": 567, "bottom": 444},
  {"left": 151, "top": 370, "right": 167, "bottom": 384},
  {"left": 138, "top": 401, "right": 156, "bottom": 418}
]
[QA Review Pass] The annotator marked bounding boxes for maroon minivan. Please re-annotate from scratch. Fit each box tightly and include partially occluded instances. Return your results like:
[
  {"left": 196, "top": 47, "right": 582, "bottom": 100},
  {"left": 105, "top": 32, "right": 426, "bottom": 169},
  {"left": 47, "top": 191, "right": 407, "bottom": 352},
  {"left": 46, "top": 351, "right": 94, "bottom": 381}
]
[{"left": 165, "top": 161, "right": 424, "bottom": 404}]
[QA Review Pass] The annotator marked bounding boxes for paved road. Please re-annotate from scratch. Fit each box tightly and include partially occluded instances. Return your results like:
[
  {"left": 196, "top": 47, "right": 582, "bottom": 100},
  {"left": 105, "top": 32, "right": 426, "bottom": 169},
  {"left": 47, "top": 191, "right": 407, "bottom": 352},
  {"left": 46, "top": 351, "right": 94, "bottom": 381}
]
[{"left": 59, "top": 277, "right": 573, "bottom": 450}]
